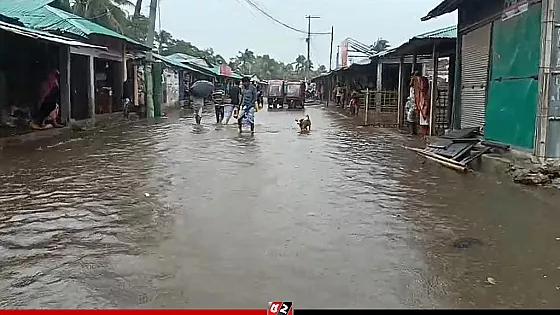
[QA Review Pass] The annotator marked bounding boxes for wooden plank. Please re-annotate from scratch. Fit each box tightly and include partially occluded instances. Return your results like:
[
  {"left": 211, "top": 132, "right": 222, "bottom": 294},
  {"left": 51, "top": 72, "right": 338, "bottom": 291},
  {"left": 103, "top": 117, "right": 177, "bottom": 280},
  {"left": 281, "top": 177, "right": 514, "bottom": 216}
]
[
  {"left": 440, "top": 127, "right": 480, "bottom": 139},
  {"left": 460, "top": 147, "right": 492, "bottom": 166},
  {"left": 404, "top": 146, "right": 468, "bottom": 172},
  {"left": 87, "top": 55, "right": 95, "bottom": 122},
  {"left": 59, "top": 46, "right": 71, "bottom": 124}
]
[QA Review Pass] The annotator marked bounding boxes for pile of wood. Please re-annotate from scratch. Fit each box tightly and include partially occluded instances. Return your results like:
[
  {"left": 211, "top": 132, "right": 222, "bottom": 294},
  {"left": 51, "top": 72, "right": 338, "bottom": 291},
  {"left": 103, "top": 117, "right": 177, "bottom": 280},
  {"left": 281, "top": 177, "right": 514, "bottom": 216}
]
[{"left": 405, "top": 127, "right": 504, "bottom": 172}]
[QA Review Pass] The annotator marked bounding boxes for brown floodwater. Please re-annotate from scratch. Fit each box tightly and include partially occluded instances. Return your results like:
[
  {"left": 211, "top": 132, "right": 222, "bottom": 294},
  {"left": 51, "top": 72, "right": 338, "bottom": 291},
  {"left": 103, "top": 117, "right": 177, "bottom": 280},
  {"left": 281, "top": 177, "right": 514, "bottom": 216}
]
[{"left": 0, "top": 105, "right": 559, "bottom": 309}]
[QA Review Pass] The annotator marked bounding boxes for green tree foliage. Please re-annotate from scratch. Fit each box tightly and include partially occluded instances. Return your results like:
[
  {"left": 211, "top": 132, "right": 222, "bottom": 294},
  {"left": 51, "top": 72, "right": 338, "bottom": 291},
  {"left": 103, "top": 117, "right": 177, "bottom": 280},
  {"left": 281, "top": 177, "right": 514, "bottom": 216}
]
[
  {"left": 72, "top": 0, "right": 135, "bottom": 34},
  {"left": 69, "top": 0, "right": 327, "bottom": 80}
]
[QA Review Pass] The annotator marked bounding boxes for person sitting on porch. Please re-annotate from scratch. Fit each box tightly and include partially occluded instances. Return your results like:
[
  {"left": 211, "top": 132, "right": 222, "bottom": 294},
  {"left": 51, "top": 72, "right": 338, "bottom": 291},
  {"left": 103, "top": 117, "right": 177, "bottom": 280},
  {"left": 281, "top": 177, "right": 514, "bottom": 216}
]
[{"left": 31, "top": 69, "right": 63, "bottom": 130}]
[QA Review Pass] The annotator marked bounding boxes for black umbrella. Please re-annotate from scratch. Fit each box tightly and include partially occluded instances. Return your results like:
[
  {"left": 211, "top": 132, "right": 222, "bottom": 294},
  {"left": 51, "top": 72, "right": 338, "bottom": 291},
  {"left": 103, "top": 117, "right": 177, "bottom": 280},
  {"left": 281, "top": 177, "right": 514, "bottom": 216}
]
[{"left": 190, "top": 80, "right": 215, "bottom": 98}]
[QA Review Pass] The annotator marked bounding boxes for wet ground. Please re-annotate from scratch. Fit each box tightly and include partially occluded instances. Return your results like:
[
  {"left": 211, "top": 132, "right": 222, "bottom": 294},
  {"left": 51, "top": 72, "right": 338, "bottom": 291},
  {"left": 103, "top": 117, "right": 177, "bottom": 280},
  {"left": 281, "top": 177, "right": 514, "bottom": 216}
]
[{"left": 1, "top": 105, "right": 560, "bottom": 309}]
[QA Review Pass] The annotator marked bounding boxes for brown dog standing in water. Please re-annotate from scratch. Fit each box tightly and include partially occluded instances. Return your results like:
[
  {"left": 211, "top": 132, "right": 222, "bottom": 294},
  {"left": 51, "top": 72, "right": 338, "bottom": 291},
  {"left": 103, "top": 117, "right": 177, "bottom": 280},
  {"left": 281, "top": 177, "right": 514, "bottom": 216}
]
[{"left": 296, "top": 115, "right": 311, "bottom": 132}]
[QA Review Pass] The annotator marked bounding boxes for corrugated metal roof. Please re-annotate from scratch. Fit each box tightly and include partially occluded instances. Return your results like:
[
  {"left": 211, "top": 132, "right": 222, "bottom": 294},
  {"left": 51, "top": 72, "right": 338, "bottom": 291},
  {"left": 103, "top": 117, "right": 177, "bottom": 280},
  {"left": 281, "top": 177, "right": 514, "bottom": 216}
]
[
  {"left": 374, "top": 25, "right": 457, "bottom": 59},
  {"left": 0, "top": 19, "right": 107, "bottom": 49},
  {"left": 413, "top": 25, "right": 457, "bottom": 39},
  {"left": 165, "top": 53, "right": 216, "bottom": 77},
  {"left": 0, "top": 1, "right": 146, "bottom": 48},
  {"left": 0, "top": 0, "right": 54, "bottom": 17},
  {"left": 421, "top": 0, "right": 462, "bottom": 21},
  {"left": 153, "top": 53, "right": 207, "bottom": 75},
  {"left": 165, "top": 54, "right": 242, "bottom": 79},
  {"left": 353, "top": 57, "right": 372, "bottom": 65},
  {"left": 371, "top": 48, "right": 397, "bottom": 58},
  {"left": 167, "top": 53, "right": 213, "bottom": 68}
]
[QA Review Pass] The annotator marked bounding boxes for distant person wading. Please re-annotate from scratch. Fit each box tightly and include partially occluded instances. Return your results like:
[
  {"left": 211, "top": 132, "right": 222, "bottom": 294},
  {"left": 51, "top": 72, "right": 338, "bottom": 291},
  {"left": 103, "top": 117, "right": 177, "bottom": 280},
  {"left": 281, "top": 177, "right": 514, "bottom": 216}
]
[
  {"left": 225, "top": 83, "right": 241, "bottom": 125},
  {"left": 238, "top": 77, "right": 257, "bottom": 134}
]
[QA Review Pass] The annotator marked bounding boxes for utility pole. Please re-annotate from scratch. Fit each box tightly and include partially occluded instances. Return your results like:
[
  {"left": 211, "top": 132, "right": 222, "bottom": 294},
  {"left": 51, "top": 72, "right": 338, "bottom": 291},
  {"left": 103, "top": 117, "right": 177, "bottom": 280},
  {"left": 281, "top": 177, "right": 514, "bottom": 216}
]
[
  {"left": 329, "top": 26, "right": 334, "bottom": 71},
  {"left": 144, "top": 0, "right": 158, "bottom": 118},
  {"left": 305, "top": 15, "right": 320, "bottom": 83},
  {"left": 336, "top": 45, "right": 340, "bottom": 68},
  {"left": 326, "top": 26, "right": 334, "bottom": 108}
]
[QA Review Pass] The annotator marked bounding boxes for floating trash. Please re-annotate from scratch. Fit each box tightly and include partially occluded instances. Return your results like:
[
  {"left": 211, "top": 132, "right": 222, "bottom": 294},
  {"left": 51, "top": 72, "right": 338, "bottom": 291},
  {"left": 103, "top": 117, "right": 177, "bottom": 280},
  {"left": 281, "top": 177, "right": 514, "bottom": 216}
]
[{"left": 485, "top": 277, "right": 497, "bottom": 285}]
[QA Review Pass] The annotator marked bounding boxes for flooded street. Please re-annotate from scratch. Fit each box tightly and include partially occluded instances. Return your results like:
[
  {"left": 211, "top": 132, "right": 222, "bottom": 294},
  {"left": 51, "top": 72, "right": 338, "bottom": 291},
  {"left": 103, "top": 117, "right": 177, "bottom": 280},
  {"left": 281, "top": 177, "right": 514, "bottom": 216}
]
[{"left": 1, "top": 105, "right": 560, "bottom": 309}]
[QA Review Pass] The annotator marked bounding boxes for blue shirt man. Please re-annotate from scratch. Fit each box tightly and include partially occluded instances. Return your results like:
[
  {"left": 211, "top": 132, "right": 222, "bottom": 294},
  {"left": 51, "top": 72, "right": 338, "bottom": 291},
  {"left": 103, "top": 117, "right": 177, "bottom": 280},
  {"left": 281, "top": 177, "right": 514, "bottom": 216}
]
[{"left": 238, "top": 77, "right": 257, "bottom": 133}]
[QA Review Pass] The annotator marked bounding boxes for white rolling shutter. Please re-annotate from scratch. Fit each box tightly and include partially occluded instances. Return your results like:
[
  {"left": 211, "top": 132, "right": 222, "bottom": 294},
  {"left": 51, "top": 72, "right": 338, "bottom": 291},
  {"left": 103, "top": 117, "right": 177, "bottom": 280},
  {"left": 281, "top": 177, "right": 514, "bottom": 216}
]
[{"left": 460, "top": 23, "right": 492, "bottom": 129}]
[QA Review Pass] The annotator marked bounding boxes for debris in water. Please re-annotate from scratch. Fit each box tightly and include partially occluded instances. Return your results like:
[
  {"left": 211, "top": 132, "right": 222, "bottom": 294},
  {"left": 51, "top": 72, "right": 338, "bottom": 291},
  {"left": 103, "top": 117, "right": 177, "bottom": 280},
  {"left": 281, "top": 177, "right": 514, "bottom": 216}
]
[
  {"left": 556, "top": 237, "right": 560, "bottom": 241},
  {"left": 485, "top": 277, "right": 497, "bottom": 285},
  {"left": 452, "top": 237, "right": 484, "bottom": 249},
  {"left": 144, "top": 193, "right": 150, "bottom": 197}
]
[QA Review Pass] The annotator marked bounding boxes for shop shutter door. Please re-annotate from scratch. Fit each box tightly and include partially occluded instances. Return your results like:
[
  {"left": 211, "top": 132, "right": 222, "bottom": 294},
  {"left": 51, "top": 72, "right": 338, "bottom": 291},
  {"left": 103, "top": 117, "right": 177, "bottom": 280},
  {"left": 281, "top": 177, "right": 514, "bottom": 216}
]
[{"left": 460, "top": 23, "right": 491, "bottom": 129}]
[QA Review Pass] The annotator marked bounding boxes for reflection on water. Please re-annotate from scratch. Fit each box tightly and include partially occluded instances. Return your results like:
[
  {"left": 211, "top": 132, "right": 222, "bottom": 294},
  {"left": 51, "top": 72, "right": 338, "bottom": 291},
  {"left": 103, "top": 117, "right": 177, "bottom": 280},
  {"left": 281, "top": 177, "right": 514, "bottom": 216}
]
[{"left": 0, "top": 106, "right": 559, "bottom": 308}]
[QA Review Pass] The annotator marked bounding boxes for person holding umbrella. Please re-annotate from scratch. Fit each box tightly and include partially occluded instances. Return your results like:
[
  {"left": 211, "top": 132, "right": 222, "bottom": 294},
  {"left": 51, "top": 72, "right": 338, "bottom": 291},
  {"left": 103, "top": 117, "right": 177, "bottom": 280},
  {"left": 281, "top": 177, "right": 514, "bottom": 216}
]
[{"left": 190, "top": 80, "right": 214, "bottom": 125}]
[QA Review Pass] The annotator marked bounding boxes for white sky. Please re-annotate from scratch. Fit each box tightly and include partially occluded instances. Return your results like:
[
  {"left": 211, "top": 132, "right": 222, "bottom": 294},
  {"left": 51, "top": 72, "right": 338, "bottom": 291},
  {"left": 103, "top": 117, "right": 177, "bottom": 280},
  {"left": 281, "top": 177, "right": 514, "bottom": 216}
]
[{"left": 144, "top": 0, "right": 457, "bottom": 67}]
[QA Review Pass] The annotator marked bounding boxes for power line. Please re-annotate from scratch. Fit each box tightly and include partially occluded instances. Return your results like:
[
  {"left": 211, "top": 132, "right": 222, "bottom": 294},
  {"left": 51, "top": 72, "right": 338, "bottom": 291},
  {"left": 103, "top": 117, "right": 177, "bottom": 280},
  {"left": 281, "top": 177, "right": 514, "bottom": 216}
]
[{"left": 241, "top": 0, "right": 330, "bottom": 35}]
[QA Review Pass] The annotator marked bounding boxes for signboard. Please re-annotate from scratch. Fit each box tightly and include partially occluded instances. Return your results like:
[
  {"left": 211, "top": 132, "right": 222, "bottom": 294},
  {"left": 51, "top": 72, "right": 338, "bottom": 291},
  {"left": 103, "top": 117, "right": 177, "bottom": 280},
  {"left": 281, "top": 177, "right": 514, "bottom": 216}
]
[
  {"left": 340, "top": 40, "right": 349, "bottom": 68},
  {"left": 219, "top": 64, "right": 233, "bottom": 77},
  {"left": 502, "top": 0, "right": 529, "bottom": 21}
]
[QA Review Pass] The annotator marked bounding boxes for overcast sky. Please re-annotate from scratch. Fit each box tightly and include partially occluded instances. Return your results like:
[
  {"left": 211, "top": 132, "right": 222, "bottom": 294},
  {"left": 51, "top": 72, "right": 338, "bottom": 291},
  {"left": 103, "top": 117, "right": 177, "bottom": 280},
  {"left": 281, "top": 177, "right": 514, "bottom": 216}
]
[{"left": 146, "top": 0, "right": 456, "bottom": 67}]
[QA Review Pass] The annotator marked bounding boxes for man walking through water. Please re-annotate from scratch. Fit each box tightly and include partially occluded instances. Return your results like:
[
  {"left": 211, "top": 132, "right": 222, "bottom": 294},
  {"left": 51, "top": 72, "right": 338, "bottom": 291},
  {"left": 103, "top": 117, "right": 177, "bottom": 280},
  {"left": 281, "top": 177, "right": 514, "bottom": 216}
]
[
  {"left": 226, "top": 82, "right": 241, "bottom": 125},
  {"left": 238, "top": 77, "right": 257, "bottom": 134},
  {"left": 190, "top": 80, "right": 214, "bottom": 125}
]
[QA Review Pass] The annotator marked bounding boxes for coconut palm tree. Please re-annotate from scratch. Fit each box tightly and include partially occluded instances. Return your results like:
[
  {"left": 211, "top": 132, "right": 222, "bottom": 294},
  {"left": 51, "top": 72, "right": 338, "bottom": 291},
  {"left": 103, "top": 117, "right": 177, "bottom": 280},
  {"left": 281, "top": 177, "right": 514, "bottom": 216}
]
[
  {"left": 72, "top": 0, "right": 134, "bottom": 34},
  {"left": 294, "top": 55, "right": 306, "bottom": 74},
  {"left": 133, "top": 0, "right": 143, "bottom": 17},
  {"left": 236, "top": 49, "right": 256, "bottom": 74}
]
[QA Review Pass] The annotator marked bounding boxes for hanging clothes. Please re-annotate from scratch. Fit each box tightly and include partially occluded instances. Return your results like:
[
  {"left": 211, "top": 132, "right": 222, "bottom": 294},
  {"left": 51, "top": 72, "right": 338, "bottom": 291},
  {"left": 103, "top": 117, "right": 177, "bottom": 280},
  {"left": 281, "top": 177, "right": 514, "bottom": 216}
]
[
  {"left": 412, "top": 75, "right": 431, "bottom": 134},
  {"left": 405, "top": 86, "right": 416, "bottom": 123}
]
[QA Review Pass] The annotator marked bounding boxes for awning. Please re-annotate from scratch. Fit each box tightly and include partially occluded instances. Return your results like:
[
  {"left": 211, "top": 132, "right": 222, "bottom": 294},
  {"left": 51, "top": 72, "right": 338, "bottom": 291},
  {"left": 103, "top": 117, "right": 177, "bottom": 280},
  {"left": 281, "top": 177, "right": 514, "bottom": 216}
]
[
  {"left": 153, "top": 53, "right": 213, "bottom": 76},
  {"left": 377, "top": 25, "right": 457, "bottom": 58},
  {"left": 421, "top": 0, "right": 463, "bottom": 21},
  {"left": 0, "top": 20, "right": 106, "bottom": 50}
]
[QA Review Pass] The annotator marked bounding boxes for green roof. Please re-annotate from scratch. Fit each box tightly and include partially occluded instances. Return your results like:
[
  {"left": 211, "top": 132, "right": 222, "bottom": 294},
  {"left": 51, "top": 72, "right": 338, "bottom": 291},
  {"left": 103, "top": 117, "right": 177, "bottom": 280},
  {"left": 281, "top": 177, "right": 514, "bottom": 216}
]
[
  {"left": 231, "top": 72, "right": 243, "bottom": 80},
  {"left": 154, "top": 53, "right": 209, "bottom": 75},
  {"left": 165, "top": 53, "right": 216, "bottom": 77},
  {"left": 0, "top": 0, "right": 53, "bottom": 17},
  {"left": 413, "top": 25, "right": 457, "bottom": 39},
  {"left": 0, "top": 18, "right": 107, "bottom": 49},
  {"left": 0, "top": 1, "right": 146, "bottom": 48},
  {"left": 166, "top": 53, "right": 242, "bottom": 79}
]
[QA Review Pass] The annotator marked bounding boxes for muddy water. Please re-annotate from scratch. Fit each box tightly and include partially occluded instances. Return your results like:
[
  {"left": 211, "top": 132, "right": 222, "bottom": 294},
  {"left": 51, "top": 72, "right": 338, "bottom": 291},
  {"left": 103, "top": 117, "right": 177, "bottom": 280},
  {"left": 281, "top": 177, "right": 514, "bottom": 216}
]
[{"left": 0, "top": 106, "right": 559, "bottom": 309}]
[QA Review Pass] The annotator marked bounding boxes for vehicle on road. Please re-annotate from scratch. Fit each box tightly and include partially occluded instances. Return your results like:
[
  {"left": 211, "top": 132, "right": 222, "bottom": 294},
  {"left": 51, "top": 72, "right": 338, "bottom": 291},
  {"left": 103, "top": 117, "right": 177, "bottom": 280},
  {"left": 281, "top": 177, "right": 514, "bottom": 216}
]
[
  {"left": 285, "top": 81, "right": 305, "bottom": 110},
  {"left": 267, "top": 80, "right": 285, "bottom": 110}
]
